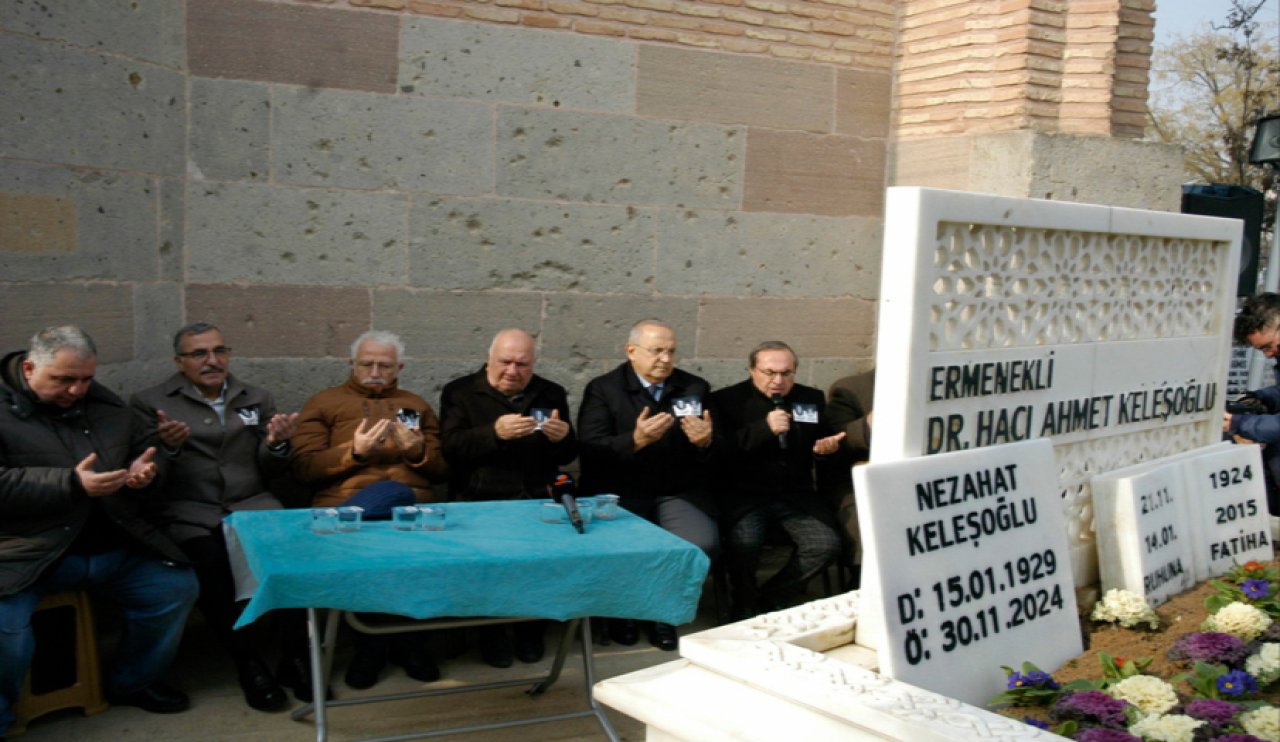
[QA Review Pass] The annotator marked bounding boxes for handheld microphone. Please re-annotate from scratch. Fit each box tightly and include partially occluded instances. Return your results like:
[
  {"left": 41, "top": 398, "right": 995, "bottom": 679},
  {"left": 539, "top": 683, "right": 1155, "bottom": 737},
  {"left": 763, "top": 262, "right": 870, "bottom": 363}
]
[
  {"left": 547, "top": 473, "right": 584, "bottom": 534},
  {"left": 561, "top": 494, "right": 585, "bottom": 534},
  {"left": 770, "top": 393, "right": 788, "bottom": 450}
]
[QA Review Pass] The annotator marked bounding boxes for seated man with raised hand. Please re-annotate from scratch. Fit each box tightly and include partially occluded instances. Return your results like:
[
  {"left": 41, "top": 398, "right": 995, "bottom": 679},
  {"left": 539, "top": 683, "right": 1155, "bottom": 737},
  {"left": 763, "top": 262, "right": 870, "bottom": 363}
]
[
  {"left": 0, "top": 326, "right": 199, "bottom": 737},
  {"left": 291, "top": 330, "right": 448, "bottom": 690},
  {"left": 130, "top": 321, "right": 309, "bottom": 711},
  {"left": 439, "top": 328, "right": 576, "bottom": 667},
  {"left": 714, "top": 340, "right": 848, "bottom": 619},
  {"left": 1224, "top": 292, "right": 1280, "bottom": 516},
  {"left": 578, "top": 319, "right": 721, "bottom": 651}
]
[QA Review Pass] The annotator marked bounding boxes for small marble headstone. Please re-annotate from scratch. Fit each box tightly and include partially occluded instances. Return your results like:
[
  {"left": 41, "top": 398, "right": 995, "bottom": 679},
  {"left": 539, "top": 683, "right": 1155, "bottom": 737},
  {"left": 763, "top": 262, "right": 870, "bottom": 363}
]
[
  {"left": 1092, "top": 461, "right": 1196, "bottom": 606},
  {"left": 853, "top": 438, "right": 1081, "bottom": 706},
  {"left": 1179, "top": 442, "right": 1273, "bottom": 580}
]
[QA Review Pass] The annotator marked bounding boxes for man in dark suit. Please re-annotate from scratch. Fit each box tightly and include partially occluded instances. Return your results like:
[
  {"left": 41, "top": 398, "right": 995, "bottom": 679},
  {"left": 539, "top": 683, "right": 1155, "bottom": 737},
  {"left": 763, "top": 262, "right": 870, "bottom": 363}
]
[
  {"left": 439, "top": 328, "right": 576, "bottom": 666},
  {"left": 578, "top": 319, "right": 720, "bottom": 650},
  {"left": 714, "top": 341, "right": 847, "bottom": 618}
]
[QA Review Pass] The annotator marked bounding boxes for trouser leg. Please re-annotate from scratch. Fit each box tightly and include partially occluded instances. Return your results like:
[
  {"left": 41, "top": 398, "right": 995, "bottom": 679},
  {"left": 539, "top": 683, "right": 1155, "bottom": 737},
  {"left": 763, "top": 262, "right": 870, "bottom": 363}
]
[
  {"left": 760, "top": 507, "right": 841, "bottom": 605},
  {"left": 85, "top": 550, "right": 199, "bottom": 695},
  {"left": 0, "top": 589, "right": 42, "bottom": 736},
  {"left": 656, "top": 496, "right": 720, "bottom": 561},
  {"left": 181, "top": 532, "right": 255, "bottom": 659},
  {"left": 725, "top": 509, "right": 769, "bottom": 615}
]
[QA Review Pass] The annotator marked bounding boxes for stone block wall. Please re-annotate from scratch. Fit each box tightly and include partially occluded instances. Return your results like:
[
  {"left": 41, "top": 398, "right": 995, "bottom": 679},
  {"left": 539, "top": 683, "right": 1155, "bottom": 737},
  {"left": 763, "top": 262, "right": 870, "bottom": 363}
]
[{"left": 0, "top": 0, "right": 886, "bottom": 414}]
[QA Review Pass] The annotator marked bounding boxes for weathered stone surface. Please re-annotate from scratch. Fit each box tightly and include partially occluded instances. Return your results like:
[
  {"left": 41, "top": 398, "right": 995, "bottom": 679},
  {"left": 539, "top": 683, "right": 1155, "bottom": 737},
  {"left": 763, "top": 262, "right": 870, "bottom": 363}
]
[
  {"left": 188, "top": 0, "right": 398, "bottom": 93},
  {"left": 540, "top": 295, "right": 700, "bottom": 361},
  {"left": 189, "top": 78, "right": 270, "bottom": 182},
  {"left": 395, "top": 358, "right": 484, "bottom": 411},
  {"left": 0, "top": 0, "right": 185, "bottom": 69},
  {"left": 372, "top": 289, "right": 544, "bottom": 359},
  {"left": 744, "top": 130, "right": 885, "bottom": 217},
  {"left": 697, "top": 297, "right": 875, "bottom": 360},
  {"left": 272, "top": 88, "right": 492, "bottom": 194},
  {"left": 677, "top": 358, "right": 746, "bottom": 392},
  {"left": 134, "top": 282, "right": 183, "bottom": 360},
  {"left": 185, "top": 182, "right": 409, "bottom": 285},
  {"left": 836, "top": 68, "right": 892, "bottom": 137},
  {"left": 232, "top": 357, "right": 352, "bottom": 414},
  {"left": 653, "top": 209, "right": 880, "bottom": 297},
  {"left": 185, "top": 284, "right": 371, "bottom": 358},
  {"left": 158, "top": 177, "right": 183, "bottom": 281},
  {"left": 0, "top": 162, "right": 161, "bottom": 281},
  {"left": 410, "top": 198, "right": 654, "bottom": 292},
  {"left": 890, "top": 135, "right": 973, "bottom": 190},
  {"left": 497, "top": 108, "right": 743, "bottom": 208},
  {"left": 1022, "top": 132, "right": 1183, "bottom": 212},
  {"left": 0, "top": 193, "right": 76, "bottom": 254},
  {"left": 0, "top": 35, "right": 185, "bottom": 175},
  {"left": 401, "top": 19, "right": 635, "bottom": 112},
  {"left": 637, "top": 46, "right": 833, "bottom": 132},
  {"left": 806, "top": 356, "right": 875, "bottom": 395},
  {"left": 0, "top": 283, "right": 133, "bottom": 364},
  {"left": 531, "top": 358, "right": 613, "bottom": 413}
]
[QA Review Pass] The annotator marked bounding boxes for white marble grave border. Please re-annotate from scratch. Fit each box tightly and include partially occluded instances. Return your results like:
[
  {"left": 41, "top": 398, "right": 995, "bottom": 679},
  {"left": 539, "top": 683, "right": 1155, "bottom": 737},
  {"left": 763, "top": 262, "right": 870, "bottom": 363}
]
[{"left": 597, "top": 592, "right": 1065, "bottom": 741}]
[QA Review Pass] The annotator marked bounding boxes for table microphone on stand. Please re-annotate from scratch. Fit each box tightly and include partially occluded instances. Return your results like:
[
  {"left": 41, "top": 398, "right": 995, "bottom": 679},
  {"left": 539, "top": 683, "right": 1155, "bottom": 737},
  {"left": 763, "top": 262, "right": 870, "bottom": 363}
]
[{"left": 548, "top": 473, "right": 585, "bottom": 534}]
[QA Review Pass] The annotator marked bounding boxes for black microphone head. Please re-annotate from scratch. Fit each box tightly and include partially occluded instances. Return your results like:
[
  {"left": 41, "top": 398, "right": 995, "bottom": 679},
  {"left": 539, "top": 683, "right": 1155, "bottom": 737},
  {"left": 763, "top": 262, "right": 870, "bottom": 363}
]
[{"left": 770, "top": 393, "right": 784, "bottom": 406}]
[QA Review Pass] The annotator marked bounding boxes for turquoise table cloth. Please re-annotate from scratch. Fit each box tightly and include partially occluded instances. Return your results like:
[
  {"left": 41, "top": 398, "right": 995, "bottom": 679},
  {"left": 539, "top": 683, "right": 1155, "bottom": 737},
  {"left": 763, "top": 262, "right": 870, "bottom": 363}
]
[{"left": 228, "top": 501, "right": 709, "bottom": 628}]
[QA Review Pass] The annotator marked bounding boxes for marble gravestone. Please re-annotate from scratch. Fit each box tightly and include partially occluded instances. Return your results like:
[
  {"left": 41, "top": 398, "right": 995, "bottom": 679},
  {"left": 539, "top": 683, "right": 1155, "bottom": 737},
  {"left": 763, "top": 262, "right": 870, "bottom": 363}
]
[
  {"left": 858, "top": 187, "right": 1243, "bottom": 647},
  {"left": 1093, "top": 460, "right": 1196, "bottom": 605},
  {"left": 1179, "top": 443, "right": 1272, "bottom": 579},
  {"left": 853, "top": 439, "right": 1081, "bottom": 706}
]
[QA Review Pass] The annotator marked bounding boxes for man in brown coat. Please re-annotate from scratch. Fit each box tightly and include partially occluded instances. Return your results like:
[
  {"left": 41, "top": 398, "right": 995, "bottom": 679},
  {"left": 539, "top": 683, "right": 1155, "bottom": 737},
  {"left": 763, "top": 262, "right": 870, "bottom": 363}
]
[{"left": 291, "top": 330, "right": 447, "bottom": 689}]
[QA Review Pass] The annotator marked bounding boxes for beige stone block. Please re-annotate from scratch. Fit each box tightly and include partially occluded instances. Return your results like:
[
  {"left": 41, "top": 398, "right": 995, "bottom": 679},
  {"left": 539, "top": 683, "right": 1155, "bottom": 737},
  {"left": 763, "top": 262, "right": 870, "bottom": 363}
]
[
  {"left": 548, "top": 0, "right": 600, "bottom": 15},
  {"left": 638, "top": 46, "right": 833, "bottom": 132},
  {"left": 497, "top": 0, "right": 545, "bottom": 7},
  {"left": 522, "top": 14, "right": 573, "bottom": 27},
  {"left": 835, "top": 69, "right": 891, "bottom": 138},
  {"left": 673, "top": 1, "right": 723, "bottom": 17},
  {"left": 465, "top": 5, "right": 521, "bottom": 22},
  {"left": 407, "top": 1, "right": 465, "bottom": 17},
  {"left": 744, "top": 130, "right": 884, "bottom": 217},
  {"left": 598, "top": 6, "right": 649, "bottom": 23},
  {"left": 722, "top": 8, "right": 766, "bottom": 24},
  {"left": 188, "top": 0, "right": 398, "bottom": 93},
  {"left": 626, "top": 0, "right": 674, "bottom": 11},
  {"left": 575, "top": 19, "right": 629, "bottom": 34},
  {"left": 788, "top": 4, "right": 832, "bottom": 19},
  {"left": 744, "top": 27, "right": 787, "bottom": 41},
  {"left": 0, "top": 284, "right": 133, "bottom": 364},
  {"left": 719, "top": 37, "right": 771, "bottom": 53},
  {"left": 890, "top": 135, "right": 972, "bottom": 189},
  {"left": 697, "top": 298, "right": 875, "bottom": 360},
  {"left": 0, "top": 193, "right": 76, "bottom": 254},
  {"left": 769, "top": 45, "right": 814, "bottom": 60},
  {"left": 629, "top": 26, "right": 679, "bottom": 41},
  {"left": 185, "top": 285, "right": 370, "bottom": 358}
]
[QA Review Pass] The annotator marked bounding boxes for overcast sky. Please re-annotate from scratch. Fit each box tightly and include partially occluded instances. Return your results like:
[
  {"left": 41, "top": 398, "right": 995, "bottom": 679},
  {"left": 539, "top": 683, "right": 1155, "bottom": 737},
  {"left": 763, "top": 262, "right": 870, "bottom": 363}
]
[{"left": 1153, "top": 0, "right": 1278, "bottom": 45}]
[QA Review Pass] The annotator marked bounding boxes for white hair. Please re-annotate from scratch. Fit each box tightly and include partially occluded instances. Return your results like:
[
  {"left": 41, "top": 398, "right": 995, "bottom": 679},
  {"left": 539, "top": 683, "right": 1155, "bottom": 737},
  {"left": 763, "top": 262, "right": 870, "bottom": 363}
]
[
  {"left": 488, "top": 328, "right": 537, "bottom": 358},
  {"left": 351, "top": 330, "right": 405, "bottom": 361},
  {"left": 627, "top": 319, "right": 674, "bottom": 345},
  {"left": 28, "top": 325, "right": 97, "bottom": 367}
]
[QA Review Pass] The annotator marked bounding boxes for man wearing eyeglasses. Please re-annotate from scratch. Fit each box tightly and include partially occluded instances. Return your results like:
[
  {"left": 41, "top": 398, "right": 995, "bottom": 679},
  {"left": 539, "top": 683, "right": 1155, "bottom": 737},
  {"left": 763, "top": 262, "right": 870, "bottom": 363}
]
[
  {"left": 713, "top": 340, "right": 848, "bottom": 619},
  {"left": 578, "top": 319, "right": 721, "bottom": 651},
  {"left": 1224, "top": 292, "right": 1280, "bottom": 516},
  {"left": 130, "top": 322, "right": 306, "bottom": 712}
]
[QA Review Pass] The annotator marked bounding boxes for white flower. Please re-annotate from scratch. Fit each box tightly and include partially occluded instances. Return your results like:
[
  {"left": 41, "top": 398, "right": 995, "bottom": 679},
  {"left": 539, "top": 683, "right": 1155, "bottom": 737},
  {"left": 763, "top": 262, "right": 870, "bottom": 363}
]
[
  {"left": 1092, "top": 589, "right": 1160, "bottom": 629},
  {"left": 1245, "top": 642, "right": 1280, "bottom": 686},
  {"left": 1128, "top": 713, "right": 1205, "bottom": 742},
  {"left": 1202, "top": 601, "right": 1274, "bottom": 642},
  {"left": 1108, "top": 675, "right": 1179, "bottom": 715},
  {"left": 1240, "top": 706, "right": 1280, "bottom": 741}
]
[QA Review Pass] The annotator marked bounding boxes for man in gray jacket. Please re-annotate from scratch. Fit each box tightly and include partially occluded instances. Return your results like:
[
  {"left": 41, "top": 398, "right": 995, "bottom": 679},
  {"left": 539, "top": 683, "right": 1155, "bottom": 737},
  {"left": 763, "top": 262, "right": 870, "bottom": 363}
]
[
  {"left": 131, "top": 322, "right": 303, "bottom": 712},
  {"left": 0, "top": 326, "right": 198, "bottom": 737}
]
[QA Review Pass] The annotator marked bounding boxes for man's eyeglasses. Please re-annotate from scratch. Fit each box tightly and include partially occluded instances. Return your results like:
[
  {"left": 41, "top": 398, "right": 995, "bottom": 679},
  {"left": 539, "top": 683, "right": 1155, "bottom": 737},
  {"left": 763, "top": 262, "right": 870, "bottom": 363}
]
[
  {"left": 178, "top": 347, "right": 232, "bottom": 360},
  {"left": 753, "top": 368, "right": 795, "bottom": 379},
  {"left": 636, "top": 346, "right": 676, "bottom": 359}
]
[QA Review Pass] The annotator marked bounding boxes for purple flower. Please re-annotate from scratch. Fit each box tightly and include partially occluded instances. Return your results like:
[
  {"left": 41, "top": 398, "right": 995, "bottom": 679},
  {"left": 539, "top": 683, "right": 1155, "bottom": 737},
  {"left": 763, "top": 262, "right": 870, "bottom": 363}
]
[
  {"left": 1211, "top": 736, "right": 1268, "bottom": 742},
  {"left": 1241, "top": 579, "right": 1271, "bottom": 599},
  {"left": 1215, "top": 669, "right": 1258, "bottom": 697},
  {"left": 1260, "top": 621, "right": 1280, "bottom": 642},
  {"left": 1008, "top": 670, "right": 1060, "bottom": 690},
  {"left": 1183, "top": 698, "right": 1241, "bottom": 725},
  {"left": 1023, "top": 717, "right": 1049, "bottom": 730},
  {"left": 1050, "top": 690, "right": 1129, "bottom": 728},
  {"left": 1073, "top": 729, "right": 1142, "bottom": 742},
  {"left": 1167, "top": 632, "right": 1251, "bottom": 666}
]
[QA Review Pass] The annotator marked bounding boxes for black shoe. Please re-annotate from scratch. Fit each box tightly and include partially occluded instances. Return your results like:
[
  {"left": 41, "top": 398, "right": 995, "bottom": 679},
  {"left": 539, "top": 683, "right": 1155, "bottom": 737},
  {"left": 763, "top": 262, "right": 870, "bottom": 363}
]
[
  {"left": 514, "top": 635, "right": 544, "bottom": 663},
  {"left": 648, "top": 622, "right": 678, "bottom": 652},
  {"left": 608, "top": 618, "right": 639, "bottom": 646},
  {"left": 391, "top": 645, "right": 440, "bottom": 682},
  {"left": 276, "top": 654, "right": 330, "bottom": 703},
  {"left": 108, "top": 682, "right": 190, "bottom": 714},
  {"left": 236, "top": 656, "right": 287, "bottom": 712},
  {"left": 479, "top": 626, "right": 514, "bottom": 668},
  {"left": 344, "top": 648, "right": 386, "bottom": 690}
]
